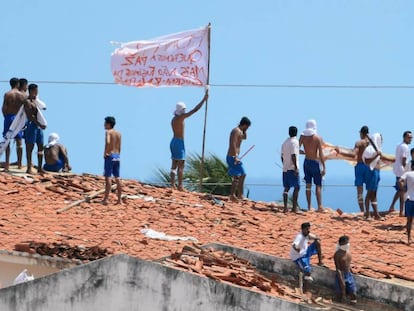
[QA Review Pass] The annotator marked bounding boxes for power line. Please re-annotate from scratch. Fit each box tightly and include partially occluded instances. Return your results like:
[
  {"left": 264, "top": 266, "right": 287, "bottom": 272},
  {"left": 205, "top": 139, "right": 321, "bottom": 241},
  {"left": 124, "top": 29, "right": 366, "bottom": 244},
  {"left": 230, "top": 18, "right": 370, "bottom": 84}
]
[{"left": 2, "top": 80, "right": 414, "bottom": 89}]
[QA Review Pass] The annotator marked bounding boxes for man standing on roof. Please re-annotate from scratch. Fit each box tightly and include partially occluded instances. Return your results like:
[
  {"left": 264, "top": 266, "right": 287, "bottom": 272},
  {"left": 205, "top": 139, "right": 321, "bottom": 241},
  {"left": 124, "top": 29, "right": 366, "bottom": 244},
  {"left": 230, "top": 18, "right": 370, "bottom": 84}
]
[
  {"left": 170, "top": 90, "right": 208, "bottom": 191},
  {"left": 334, "top": 235, "right": 357, "bottom": 304},
  {"left": 23, "top": 84, "right": 46, "bottom": 174},
  {"left": 389, "top": 131, "right": 412, "bottom": 216},
  {"left": 227, "top": 116, "right": 251, "bottom": 202},
  {"left": 399, "top": 167, "right": 414, "bottom": 245},
  {"left": 335, "top": 126, "right": 370, "bottom": 213},
  {"left": 18, "top": 78, "right": 28, "bottom": 94},
  {"left": 299, "top": 119, "right": 326, "bottom": 212},
  {"left": 290, "top": 222, "right": 325, "bottom": 282},
  {"left": 102, "top": 116, "right": 122, "bottom": 205},
  {"left": 2, "top": 78, "right": 26, "bottom": 171},
  {"left": 281, "top": 126, "right": 300, "bottom": 213}
]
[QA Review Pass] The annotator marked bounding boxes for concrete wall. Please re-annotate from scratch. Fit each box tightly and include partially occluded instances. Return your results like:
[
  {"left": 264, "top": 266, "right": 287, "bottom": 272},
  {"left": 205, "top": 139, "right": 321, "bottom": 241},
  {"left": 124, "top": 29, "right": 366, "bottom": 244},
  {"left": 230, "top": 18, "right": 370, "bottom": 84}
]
[
  {"left": 0, "top": 254, "right": 319, "bottom": 311},
  {"left": 206, "top": 243, "right": 414, "bottom": 311},
  {"left": 0, "top": 250, "right": 77, "bottom": 288}
]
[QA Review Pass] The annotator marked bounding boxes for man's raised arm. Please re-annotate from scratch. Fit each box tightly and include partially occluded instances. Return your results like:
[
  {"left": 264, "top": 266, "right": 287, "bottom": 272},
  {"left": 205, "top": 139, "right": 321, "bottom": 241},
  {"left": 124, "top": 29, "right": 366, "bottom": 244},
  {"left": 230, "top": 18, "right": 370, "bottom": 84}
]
[{"left": 183, "top": 90, "right": 209, "bottom": 118}]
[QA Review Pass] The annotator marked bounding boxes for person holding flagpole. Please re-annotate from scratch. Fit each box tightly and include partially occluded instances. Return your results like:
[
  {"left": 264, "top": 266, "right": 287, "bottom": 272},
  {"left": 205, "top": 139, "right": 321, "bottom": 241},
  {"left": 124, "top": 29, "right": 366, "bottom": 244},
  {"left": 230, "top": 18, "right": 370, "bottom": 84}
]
[{"left": 170, "top": 90, "right": 209, "bottom": 191}]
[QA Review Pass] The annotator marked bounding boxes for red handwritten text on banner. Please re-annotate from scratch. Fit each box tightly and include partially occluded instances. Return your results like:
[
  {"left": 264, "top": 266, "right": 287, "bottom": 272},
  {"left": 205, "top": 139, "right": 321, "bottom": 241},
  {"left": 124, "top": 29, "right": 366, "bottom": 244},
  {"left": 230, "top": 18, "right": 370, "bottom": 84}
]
[{"left": 111, "top": 26, "right": 209, "bottom": 88}]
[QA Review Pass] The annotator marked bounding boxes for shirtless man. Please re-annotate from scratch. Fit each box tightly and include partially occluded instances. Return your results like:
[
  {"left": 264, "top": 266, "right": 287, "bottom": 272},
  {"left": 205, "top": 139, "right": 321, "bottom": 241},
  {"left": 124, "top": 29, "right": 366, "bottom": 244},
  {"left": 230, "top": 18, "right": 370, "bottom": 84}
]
[
  {"left": 2, "top": 77, "right": 26, "bottom": 170},
  {"left": 170, "top": 90, "right": 208, "bottom": 191},
  {"left": 43, "top": 133, "right": 71, "bottom": 172},
  {"left": 299, "top": 120, "right": 326, "bottom": 211},
  {"left": 23, "top": 84, "right": 46, "bottom": 174},
  {"left": 227, "top": 117, "right": 251, "bottom": 201},
  {"left": 18, "top": 78, "right": 28, "bottom": 94},
  {"left": 334, "top": 236, "right": 357, "bottom": 304},
  {"left": 102, "top": 116, "right": 122, "bottom": 205},
  {"left": 336, "top": 126, "right": 370, "bottom": 212}
]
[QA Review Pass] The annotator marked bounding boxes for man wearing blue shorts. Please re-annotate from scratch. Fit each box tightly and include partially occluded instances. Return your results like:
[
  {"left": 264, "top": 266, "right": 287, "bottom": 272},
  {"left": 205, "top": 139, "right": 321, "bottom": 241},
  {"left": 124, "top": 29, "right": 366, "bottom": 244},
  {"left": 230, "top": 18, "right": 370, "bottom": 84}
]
[
  {"left": 299, "top": 120, "right": 326, "bottom": 211},
  {"left": 170, "top": 91, "right": 208, "bottom": 191},
  {"left": 227, "top": 117, "right": 251, "bottom": 202},
  {"left": 102, "top": 116, "right": 122, "bottom": 205},
  {"left": 23, "top": 84, "right": 46, "bottom": 174},
  {"left": 281, "top": 126, "right": 300, "bottom": 213},
  {"left": 334, "top": 235, "right": 357, "bottom": 304},
  {"left": 2, "top": 78, "right": 26, "bottom": 171},
  {"left": 399, "top": 170, "right": 414, "bottom": 244},
  {"left": 290, "top": 222, "right": 325, "bottom": 282}
]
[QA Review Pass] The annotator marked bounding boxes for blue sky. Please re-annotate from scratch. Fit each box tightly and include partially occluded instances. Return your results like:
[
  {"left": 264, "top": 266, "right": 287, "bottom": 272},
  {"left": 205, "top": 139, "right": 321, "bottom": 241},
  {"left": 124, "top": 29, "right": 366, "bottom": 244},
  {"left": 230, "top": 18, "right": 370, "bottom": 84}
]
[{"left": 1, "top": 1, "right": 413, "bottom": 189}]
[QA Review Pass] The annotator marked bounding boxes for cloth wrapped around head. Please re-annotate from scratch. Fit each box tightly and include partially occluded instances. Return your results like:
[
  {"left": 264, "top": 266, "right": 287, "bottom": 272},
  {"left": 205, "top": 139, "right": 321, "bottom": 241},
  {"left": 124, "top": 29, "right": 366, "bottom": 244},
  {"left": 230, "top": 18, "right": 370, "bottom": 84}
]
[
  {"left": 363, "top": 132, "right": 382, "bottom": 170},
  {"left": 45, "top": 133, "right": 59, "bottom": 148},
  {"left": 174, "top": 102, "right": 186, "bottom": 116},
  {"left": 302, "top": 119, "right": 317, "bottom": 136}
]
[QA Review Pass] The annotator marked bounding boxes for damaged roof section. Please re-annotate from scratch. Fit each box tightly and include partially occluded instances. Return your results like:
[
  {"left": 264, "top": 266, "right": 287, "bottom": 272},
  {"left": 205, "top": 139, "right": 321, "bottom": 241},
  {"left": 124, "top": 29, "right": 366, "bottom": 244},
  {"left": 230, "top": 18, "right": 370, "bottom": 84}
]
[{"left": 0, "top": 171, "right": 413, "bottom": 285}]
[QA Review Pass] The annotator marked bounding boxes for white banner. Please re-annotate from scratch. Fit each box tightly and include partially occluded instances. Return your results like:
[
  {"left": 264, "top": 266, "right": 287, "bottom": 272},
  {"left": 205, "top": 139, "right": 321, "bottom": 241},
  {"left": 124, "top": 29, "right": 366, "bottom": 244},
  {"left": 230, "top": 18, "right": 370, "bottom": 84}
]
[{"left": 111, "top": 26, "right": 209, "bottom": 88}]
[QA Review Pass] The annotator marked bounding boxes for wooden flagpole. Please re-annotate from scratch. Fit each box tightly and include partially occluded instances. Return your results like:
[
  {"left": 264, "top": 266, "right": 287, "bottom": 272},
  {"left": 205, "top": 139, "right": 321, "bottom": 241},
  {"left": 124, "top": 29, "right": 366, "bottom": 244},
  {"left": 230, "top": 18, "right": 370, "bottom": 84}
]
[{"left": 199, "top": 23, "right": 211, "bottom": 192}]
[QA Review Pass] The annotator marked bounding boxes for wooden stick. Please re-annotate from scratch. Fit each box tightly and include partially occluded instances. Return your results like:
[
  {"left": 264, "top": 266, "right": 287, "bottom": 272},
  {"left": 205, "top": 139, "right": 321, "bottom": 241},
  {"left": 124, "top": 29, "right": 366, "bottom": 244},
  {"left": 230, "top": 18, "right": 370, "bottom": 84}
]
[
  {"left": 239, "top": 145, "right": 255, "bottom": 160},
  {"left": 56, "top": 184, "right": 117, "bottom": 214}
]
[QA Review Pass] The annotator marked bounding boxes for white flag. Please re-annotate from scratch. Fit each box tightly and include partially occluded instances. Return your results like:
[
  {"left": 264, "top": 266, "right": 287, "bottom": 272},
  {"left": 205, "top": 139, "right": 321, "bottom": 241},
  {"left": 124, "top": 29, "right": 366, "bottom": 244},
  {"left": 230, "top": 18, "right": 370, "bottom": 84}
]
[{"left": 111, "top": 26, "right": 209, "bottom": 88}]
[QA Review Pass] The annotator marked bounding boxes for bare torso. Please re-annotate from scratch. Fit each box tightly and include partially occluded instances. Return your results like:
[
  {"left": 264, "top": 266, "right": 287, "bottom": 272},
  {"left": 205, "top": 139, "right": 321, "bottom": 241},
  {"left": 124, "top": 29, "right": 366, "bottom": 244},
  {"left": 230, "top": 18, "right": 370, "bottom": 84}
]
[
  {"left": 227, "top": 127, "right": 245, "bottom": 157},
  {"left": 355, "top": 138, "right": 369, "bottom": 163},
  {"left": 105, "top": 129, "right": 121, "bottom": 156},
  {"left": 45, "top": 144, "right": 65, "bottom": 165},
  {"left": 334, "top": 250, "right": 352, "bottom": 273},
  {"left": 2, "top": 89, "right": 25, "bottom": 115},
  {"left": 171, "top": 115, "right": 185, "bottom": 139},
  {"left": 300, "top": 134, "right": 324, "bottom": 160}
]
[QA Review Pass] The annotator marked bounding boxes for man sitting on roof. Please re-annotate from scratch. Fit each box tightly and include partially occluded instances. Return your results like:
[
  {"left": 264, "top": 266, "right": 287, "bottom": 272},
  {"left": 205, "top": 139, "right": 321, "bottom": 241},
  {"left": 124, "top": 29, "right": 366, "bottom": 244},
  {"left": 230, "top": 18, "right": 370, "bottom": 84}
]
[
  {"left": 290, "top": 222, "right": 326, "bottom": 282},
  {"left": 43, "top": 133, "right": 71, "bottom": 173}
]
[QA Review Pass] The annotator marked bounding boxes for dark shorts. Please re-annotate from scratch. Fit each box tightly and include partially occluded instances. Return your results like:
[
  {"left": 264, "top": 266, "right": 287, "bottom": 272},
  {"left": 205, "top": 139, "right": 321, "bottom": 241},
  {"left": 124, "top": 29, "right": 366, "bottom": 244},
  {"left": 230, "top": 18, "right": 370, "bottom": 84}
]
[
  {"left": 335, "top": 272, "right": 356, "bottom": 295},
  {"left": 293, "top": 241, "right": 318, "bottom": 274},
  {"left": 283, "top": 170, "right": 300, "bottom": 189},
  {"left": 394, "top": 176, "right": 406, "bottom": 191},
  {"left": 170, "top": 138, "right": 185, "bottom": 160},
  {"left": 366, "top": 169, "right": 380, "bottom": 191},
  {"left": 43, "top": 155, "right": 64, "bottom": 172},
  {"left": 24, "top": 122, "right": 44, "bottom": 145},
  {"left": 354, "top": 162, "right": 368, "bottom": 187},
  {"left": 303, "top": 159, "right": 322, "bottom": 186},
  {"left": 104, "top": 153, "right": 120, "bottom": 178},
  {"left": 3, "top": 114, "right": 23, "bottom": 139},
  {"left": 226, "top": 155, "right": 246, "bottom": 177},
  {"left": 405, "top": 200, "right": 414, "bottom": 217}
]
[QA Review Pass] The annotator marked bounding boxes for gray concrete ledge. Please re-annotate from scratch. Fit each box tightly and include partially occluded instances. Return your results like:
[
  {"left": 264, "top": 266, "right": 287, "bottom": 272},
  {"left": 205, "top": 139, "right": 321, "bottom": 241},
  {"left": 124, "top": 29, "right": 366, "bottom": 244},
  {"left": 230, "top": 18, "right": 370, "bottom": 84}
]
[{"left": 204, "top": 242, "right": 413, "bottom": 311}]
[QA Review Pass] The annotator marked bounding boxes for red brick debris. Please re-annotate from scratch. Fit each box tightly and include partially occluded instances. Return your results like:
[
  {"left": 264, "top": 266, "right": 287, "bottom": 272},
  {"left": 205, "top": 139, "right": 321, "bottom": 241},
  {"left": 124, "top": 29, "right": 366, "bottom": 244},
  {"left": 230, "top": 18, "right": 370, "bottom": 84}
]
[{"left": 0, "top": 172, "right": 413, "bottom": 283}]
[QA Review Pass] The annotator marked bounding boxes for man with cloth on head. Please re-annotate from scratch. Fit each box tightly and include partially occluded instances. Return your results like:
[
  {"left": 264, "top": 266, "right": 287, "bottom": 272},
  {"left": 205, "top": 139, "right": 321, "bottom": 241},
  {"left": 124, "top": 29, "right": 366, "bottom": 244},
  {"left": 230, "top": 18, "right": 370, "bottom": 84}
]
[
  {"left": 170, "top": 90, "right": 208, "bottom": 191},
  {"left": 43, "top": 133, "right": 71, "bottom": 173},
  {"left": 299, "top": 119, "right": 326, "bottom": 212},
  {"left": 290, "top": 222, "right": 325, "bottom": 282}
]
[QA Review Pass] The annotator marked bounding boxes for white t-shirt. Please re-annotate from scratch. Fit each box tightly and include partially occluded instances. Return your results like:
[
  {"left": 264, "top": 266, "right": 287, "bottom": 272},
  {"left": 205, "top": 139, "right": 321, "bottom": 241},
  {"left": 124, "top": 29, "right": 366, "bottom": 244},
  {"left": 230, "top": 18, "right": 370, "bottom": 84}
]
[
  {"left": 290, "top": 232, "right": 309, "bottom": 261},
  {"left": 400, "top": 171, "right": 414, "bottom": 200},
  {"left": 281, "top": 137, "right": 299, "bottom": 172},
  {"left": 393, "top": 142, "right": 409, "bottom": 177}
]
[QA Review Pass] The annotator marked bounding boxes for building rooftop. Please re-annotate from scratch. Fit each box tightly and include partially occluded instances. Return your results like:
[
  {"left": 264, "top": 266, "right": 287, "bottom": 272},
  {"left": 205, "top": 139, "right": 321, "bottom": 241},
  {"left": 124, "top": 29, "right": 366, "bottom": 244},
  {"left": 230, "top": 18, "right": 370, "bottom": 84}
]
[{"left": 0, "top": 169, "right": 413, "bottom": 284}]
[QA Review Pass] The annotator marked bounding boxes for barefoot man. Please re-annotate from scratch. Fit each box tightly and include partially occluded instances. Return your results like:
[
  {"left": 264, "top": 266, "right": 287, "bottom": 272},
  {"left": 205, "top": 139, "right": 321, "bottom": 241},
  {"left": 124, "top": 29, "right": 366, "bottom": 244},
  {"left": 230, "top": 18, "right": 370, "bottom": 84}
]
[
  {"left": 399, "top": 168, "right": 414, "bottom": 244},
  {"left": 2, "top": 77, "right": 26, "bottom": 170},
  {"left": 23, "top": 84, "right": 46, "bottom": 174},
  {"left": 227, "top": 117, "right": 251, "bottom": 201},
  {"left": 335, "top": 126, "right": 370, "bottom": 212},
  {"left": 334, "top": 235, "right": 357, "bottom": 304},
  {"left": 299, "top": 120, "right": 326, "bottom": 211},
  {"left": 170, "top": 90, "right": 208, "bottom": 191},
  {"left": 103, "top": 116, "right": 122, "bottom": 205}
]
